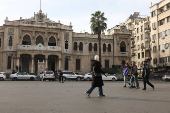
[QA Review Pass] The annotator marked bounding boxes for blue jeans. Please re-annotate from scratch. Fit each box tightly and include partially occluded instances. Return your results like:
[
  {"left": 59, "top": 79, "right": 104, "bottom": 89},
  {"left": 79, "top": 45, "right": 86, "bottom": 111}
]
[
  {"left": 134, "top": 75, "right": 139, "bottom": 87},
  {"left": 130, "top": 75, "right": 135, "bottom": 87},
  {"left": 124, "top": 76, "right": 127, "bottom": 86},
  {"left": 86, "top": 86, "right": 103, "bottom": 95}
]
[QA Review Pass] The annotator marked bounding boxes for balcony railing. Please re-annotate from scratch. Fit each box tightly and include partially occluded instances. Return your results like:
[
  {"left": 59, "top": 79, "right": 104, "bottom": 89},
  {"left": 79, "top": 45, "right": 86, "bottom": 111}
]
[
  {"left": 119, "top": 52, "right": 128, "bottom": 56},
  {"left": 144, "top": 28, "right": 151, "bottom": 32},
  {"left": 17, "top": 44, "right": 61, "bottom": 51}
]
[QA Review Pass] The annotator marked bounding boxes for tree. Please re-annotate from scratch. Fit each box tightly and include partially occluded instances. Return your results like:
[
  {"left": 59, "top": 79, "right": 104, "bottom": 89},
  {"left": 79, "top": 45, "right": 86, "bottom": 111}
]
[{"left": 90, "top": 11, "right": 107, "bottom": 62}]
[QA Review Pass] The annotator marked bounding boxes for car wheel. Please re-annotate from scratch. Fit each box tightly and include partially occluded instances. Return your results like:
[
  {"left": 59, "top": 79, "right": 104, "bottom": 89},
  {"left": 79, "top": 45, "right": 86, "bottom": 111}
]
[
  {"left": 76, "top": 77, "right": 81, "bottom": 81},
  {"left": 13, "top": 77, "right": 17, "bottom": 81},
  {"left": 30, "top": 77, "right": 34, "bottom": 81},
  {"left": 112, "top": 78, "right": 116, "bottom": 81},
  {"left": 86, "top": 77, "right": 90, "bottom": 81}
]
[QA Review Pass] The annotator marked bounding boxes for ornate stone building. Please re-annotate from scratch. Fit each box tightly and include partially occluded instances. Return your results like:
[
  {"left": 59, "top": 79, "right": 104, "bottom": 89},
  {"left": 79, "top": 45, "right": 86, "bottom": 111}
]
[{"left": 0, "top": 10, "right": 117, "bottom": 75}]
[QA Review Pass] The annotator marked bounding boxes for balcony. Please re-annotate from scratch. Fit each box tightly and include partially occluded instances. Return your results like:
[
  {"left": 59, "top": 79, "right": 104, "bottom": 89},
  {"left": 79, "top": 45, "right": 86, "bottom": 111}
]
[
  {"left": 17, "top": 44, "right": 62, "bottom": 51},
  {"left": 144, "top": 28, "right": 151, "bottom": 32},
  {"left": 145, "top": 44, "right": 151, "bottom": 50},
  {"left": 145, "top": 37, "right": 151, "bottom": 42},
  {"left": 119, "top": 52, "right": 128, "bottom": 56}
]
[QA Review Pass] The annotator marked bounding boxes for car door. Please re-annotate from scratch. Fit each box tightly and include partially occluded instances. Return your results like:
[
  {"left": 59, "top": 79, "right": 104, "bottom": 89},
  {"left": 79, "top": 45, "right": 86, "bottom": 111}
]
[
  {"left": 23, "top": 72, "right": 29, "bottom": 79},
  {"left": 17, "top": 72, "right": 23, "bottom": 79},
  {"left": 70, "top": 72, "right": 75, "bottom": 78},
  {"left": 102, "top": 74, "right": 107, "bottom": 80}
]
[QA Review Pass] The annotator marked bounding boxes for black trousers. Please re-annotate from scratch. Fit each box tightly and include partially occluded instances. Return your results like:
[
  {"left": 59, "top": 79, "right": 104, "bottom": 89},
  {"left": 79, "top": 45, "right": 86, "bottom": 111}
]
[
  {"left": 59, "top": 76, "right": 64, "bottom": 82},
  {"left": 143, "top": 76, "right": 153, "bottom": 89}
]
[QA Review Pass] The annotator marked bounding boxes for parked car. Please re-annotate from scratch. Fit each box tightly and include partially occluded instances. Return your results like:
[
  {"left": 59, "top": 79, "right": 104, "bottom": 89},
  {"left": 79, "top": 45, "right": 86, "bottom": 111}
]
[
  {"left": 40, "top": 70, "right": 55, "bottom": 81},
  {"left": 114, "top": 74, "right": 124, "bottom": 81},
  {"left": 10, "top": 72, "right": 37, "bottom": 81},
  {"left": 0, "top": 72, "right": 6, "bottom": 81},
  {"left": 83, "top": 73, "right": 92, "bottom": 81},
  {"left": 162, "top": 75, "right": 170, "bottom": 81},
  {"left": 62, "top": 71, "right": 84, "bottom": 81},
  {"left": 102, "top": 74, "right": 117, "bottom": 81}
]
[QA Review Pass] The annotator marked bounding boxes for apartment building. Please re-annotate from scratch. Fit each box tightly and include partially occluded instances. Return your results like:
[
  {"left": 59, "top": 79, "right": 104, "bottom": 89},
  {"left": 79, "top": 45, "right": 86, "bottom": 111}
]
[{"left": 150, "top": 0, "right": 170, "bottom": 72}]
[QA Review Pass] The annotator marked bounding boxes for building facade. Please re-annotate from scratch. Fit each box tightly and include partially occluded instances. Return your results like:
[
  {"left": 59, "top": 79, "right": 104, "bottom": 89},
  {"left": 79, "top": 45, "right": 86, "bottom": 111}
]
[{"left": 0, "top": 10, "right": 130, "bottom": 75}]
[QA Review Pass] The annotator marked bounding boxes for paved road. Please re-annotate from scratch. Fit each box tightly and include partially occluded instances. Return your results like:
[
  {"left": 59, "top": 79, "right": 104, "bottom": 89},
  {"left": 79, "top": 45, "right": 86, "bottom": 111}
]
[{"left": 0, "top": 80, "right": 169, "bottom": 113}]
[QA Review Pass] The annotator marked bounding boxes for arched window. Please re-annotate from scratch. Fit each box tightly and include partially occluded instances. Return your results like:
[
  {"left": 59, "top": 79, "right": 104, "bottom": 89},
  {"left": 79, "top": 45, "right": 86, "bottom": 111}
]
[
  {"left": 89, "top": 43, "right": 92, "bottom": 51},
  {"left": 65, "top": 40, "right": 68, "bottom": 49},
  {"left": 103, "top": 43, "right": 106, "bottom": 52},
  {"left": 79, "top": 42, "right": 83, "bottom": 51},
  {"left": 48, "top": 36, "right": 56, "bottom": 46},
  {"left": 74, "top": 42, "right": 77, "bottom": 51},
  {"left": 120, "top": 41, "right": 126, "bottom": 52},
  {"left": 108, "top": 44, "right": 111, "bottom": 52},
  {"left": 94, "top": 43, "right": 97, "bottom": 52},
  {"left": 22, "top": 35, "right": 31, "bottom": 45},
  {"left": 36, "top": 35, "right": 44, "bottom": 45},
  {"left": 9, "top": 36, "right": 12, "bottom": 46}
]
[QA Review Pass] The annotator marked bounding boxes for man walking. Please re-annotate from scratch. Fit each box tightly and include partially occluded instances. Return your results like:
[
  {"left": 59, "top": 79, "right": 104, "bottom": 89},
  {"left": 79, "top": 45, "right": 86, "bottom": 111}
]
[
  {"left": 127, "top": 61, "right": 135, "bottom": 88},
  {"left": 121, "top": 61, "right": 129, "bottom": 87},
  {"left": 142, "top": 61, "right": 154, "bottom": 90},
  {"left": 132, "top": 62, "right": 139, "bottom": 89}
]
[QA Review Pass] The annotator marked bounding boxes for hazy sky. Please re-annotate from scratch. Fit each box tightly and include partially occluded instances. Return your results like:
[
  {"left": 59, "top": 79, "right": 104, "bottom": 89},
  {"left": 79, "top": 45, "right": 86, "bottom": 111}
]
[{"left": 0, "top": 0, "right": 161, "bottom": 33}]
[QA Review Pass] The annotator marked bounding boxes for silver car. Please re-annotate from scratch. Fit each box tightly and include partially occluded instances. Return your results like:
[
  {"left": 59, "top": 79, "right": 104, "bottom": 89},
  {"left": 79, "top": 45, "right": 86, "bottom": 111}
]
[{"left": 10, "top": 72, "right": 37, "bottom": 81}]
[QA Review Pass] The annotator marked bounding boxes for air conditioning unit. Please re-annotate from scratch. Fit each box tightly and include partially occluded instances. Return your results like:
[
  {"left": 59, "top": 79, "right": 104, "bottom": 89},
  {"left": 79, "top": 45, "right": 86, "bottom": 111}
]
[{"left": 152, "top": 40, "right": 155, "bottom": 43}]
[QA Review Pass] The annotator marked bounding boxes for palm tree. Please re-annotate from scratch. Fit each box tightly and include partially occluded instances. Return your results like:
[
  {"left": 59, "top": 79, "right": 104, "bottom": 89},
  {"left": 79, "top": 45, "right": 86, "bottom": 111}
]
[{"left": 90, "top": 11, "right": 107, "bottom": 62}]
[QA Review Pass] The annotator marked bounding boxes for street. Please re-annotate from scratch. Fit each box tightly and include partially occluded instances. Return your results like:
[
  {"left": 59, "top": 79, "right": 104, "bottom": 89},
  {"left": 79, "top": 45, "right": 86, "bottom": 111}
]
[{"left": 0, "top": 80, "right": 169, "bottom": 113}]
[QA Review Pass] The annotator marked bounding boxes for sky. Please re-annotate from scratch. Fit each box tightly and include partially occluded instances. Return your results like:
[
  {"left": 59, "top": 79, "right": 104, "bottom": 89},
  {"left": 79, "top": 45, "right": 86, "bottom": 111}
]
[{"left": 0, "top": 0, "right": 161, "bottom": 33}]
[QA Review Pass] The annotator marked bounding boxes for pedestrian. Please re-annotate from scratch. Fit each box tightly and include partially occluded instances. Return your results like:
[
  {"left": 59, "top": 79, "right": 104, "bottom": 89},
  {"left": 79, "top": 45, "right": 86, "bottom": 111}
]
[
  {"left": 126, "top": 61, "right": 135, "bottom": 88},
  {"left": 131, "top": 61, "right": 139, "bottom": 89},
  {"left": 58, "top": 69, "right": 64, "bottom": 83},
  {"left": 85, "top": 55, "right": 107, "bottom": 97},
  {"left": 121, "top": 61, "right": 129, "bottom": 87},
  {"left": 142, "top": 61, "right": 154, "bottom": 90}
]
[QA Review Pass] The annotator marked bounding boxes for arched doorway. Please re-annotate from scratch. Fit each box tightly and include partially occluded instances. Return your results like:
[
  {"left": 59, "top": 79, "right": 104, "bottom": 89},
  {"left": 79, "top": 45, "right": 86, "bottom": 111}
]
[
  {"left": 48, "top": 36, "right": 56, "bottom": 46},
  {"left": 21, "top": 54, "right": 31, "bottom": 73},
  {"left": 48, "top": 55, "right": 58, "bottom": 72},
  {"left": 34, "top": 55, "right": 45, "bottom": 74},
  {"left": 36, "top": 35, "right": 44, "bottom": 45},
  {"left": 120, "top": 41, "right": 126, "bottom": 52},
  {"left": 22, "top": 35, "right": 31, "bottom": 45}
]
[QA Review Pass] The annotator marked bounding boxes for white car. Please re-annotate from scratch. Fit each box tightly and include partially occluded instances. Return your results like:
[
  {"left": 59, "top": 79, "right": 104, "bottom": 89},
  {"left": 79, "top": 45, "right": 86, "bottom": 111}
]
[
  {"left": 0, "top": 72, "right": 6, "bottom": 80},
  {"left": 10, "top": 72, "right": 37, "bottom": 81},
  {"left": 62, "top": 71, "right": 84, "bottom": 81},
  {"left": 102, "top": 74, "right": 117, "bottom": 81},
  {"left": 40, "top": 70, "right": 55, "bottom": 81},
  {"left": 84, "top": 73, "right": 92, "bottom": 81},
  {"left": 162, "top": 75, "right": 170, "bottom": 81}
]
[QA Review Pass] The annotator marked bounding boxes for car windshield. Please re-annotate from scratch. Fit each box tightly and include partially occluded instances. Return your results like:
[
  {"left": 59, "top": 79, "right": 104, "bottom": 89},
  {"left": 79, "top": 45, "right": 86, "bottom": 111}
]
[{"left": 46, "top": 71, "right": 53, "bottom": 74}]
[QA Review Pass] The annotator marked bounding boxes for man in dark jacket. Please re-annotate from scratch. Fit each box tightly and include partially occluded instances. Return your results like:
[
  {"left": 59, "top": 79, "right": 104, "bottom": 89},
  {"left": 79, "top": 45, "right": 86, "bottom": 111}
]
[
  {"left": 127, "top": 61, "right": 135, "bottom": 88},
  {"left": 142, "top": 61, "right": 154, "bottom": 90},
  {"left": 132, "top": 62, "right": 139, "bottom": 89},
  {"left": 85, "top": 55, "right": 107, "bottom": 97}
]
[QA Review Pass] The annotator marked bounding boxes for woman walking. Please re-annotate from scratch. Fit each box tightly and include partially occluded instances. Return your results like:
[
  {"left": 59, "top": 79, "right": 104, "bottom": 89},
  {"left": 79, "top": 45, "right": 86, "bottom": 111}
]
[{"left": 85, "top": 55, "right": 107, "bottom": 97}]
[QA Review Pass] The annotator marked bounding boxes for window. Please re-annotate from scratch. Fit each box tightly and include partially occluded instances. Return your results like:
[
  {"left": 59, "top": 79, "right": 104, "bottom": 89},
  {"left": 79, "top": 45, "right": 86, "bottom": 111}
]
[
  {"left": 48, "top": 36, "right": 56, "bottom": 46},
  {"left": 168, "top": 17, "right": 170, "bottom": 23},
  {"left": 9, "top": 36, "right": 12, "bottom": 46},
  {"left": 0, "top": 38, "right": 1, "bottom": 47},
  {"left": 120, "top": 41, "right": 126, "bottom": 52},
  {"left": 137, "top": 28, "right": 139, "bottom": 34},
  {"left": 159, "top": 45, "right": 161, "bottom": 51},
  {"left": 151, "top": 11, "right": 156, "bottom": 17},
  {"left": 138, "top": 53, "right": 140, "bottom": 59},
  {"left": 167, "top": 4, "right": 170, "bottom": 9},
  {"left": 74, "top": 42, "right": 77, "bottom": 51},
  {"left": 152, "top": 22, "right": 156, "bottom": 30},
  {"left": 79, "top": 42, "right": 83, "bottom": 51},
  {"left": 153, "top": 58, "right": 157, "bottom": 64},
  {"left": 168, "top": 56, "right": 170, "bottom": 62},
  {"left": 159, "top": 19, "right": 164, "bottom": 26},
  {"left": 108, "top": 44, "right": 111, "bottom": 52},
  {"left": 22, "top": 35, "right": 31, "bottom": 45},
  {"left": 105, "top": 60, "right": 109, "bottom": 68},
  {"left": 141, "top": 35, "right": 143, "bottom": 40},
  {"left": 142, "top": 52, "right": 144, "bottom": 58},
  {"left": 103, "top": 43, "right": 106, "bottom": 52},
  {"left": 167, "top": 29, "right": 170, "bottom": 36},
  {"left": 153, "top": 46, "right": 157, "bottom": 52},
  {"left": 94, "top": 43, "right": 97, "bottom": 52},
  {"left": 76, "top": 59, "right": 80, "bottom": 70},
  {"left": 141, "top": 26, "right": 143, "bottom": 32},
  {"left": 65, "top": 40, "right": 68, "bottom": 49},
  {"left": 36, "top": 35, "right": 44, "bottom": 45},
  {"left": 159, "top": 57, "right": 167, "bottom": 63},
  {"left": 137, "top": 36, "right": 139, "bottom": 41},
  {"left": 65, "top": 58, "right": 68, "bottom": 70},
  {"left": 138, "top": 44, "right": 140, "bottom": 50},
  {"left": 7, "top": 56, "right": 11, "bottom": 69},
  {"left": 152, "top": 34, "right": 156, "bottom": 40},
  {"left": 89, "top": 43, "right": 92, "bottom": 51},
  {"left": 138, "top": 62, "right": 141, "bottom": 68},
  {"left": 160, "top": 7, "right": 164, "bottom": 13}
]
